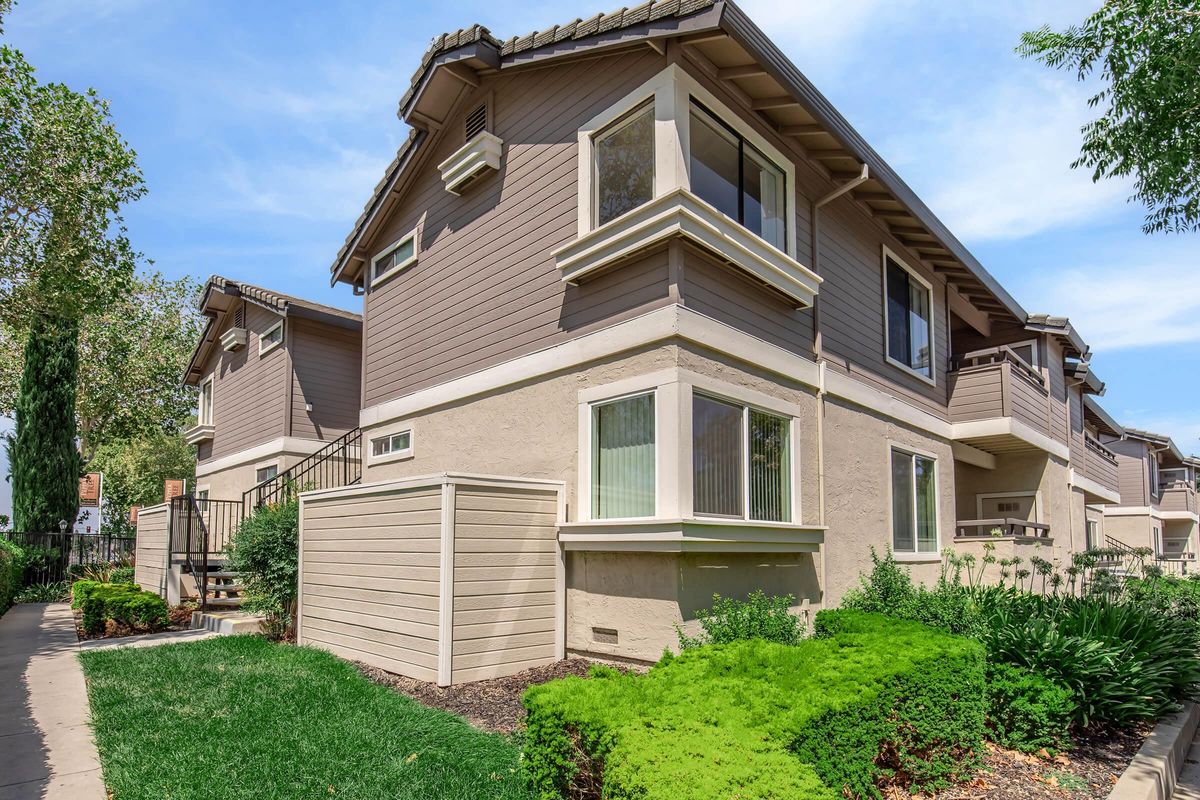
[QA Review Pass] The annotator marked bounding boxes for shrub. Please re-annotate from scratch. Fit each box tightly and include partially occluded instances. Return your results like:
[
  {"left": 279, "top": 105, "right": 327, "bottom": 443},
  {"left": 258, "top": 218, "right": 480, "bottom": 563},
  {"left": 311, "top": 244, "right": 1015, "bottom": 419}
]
[
  {"left": 0, "top": 538, "right": 24, "bottom": 613},
  {"left": 842, "top": 549, "right": 986, "bottom": 638},
  {"left": 110, "top": 566, "right": 135, "bottom": 584},
  {"left": 523, "top": 611, "right": 985, "bottom": 800},
  {"left": 984, "top": 663, "right": 1075, "bottom": 753},
  {"left": 677, "top": 590, "right": 805, "bottom": 649},
  {"left": 226, "top": 497, "right": 298, "bottom": 639},
  {"left": 14, "top": 581, "right": 70, "bottom": 603},
  {"left": 74, "top": 581, "right": 167, "bottom": 634}
]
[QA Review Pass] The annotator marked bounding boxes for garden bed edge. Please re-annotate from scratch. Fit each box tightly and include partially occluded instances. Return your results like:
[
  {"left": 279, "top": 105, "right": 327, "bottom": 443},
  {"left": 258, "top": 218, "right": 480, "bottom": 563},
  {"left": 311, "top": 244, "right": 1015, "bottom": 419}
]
[{"left": 1109, "top": 702, "right": 1199, "bottom": 800}]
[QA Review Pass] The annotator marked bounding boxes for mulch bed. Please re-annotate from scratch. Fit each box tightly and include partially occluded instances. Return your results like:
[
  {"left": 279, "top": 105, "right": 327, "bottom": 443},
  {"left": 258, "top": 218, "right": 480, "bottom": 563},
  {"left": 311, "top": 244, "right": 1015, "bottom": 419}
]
[
  {"left": 359, "top": 657, "right": 1150, "bottom": 798},
  {"left": 73, "top": 603, "right": 196, "bottom": 641}
]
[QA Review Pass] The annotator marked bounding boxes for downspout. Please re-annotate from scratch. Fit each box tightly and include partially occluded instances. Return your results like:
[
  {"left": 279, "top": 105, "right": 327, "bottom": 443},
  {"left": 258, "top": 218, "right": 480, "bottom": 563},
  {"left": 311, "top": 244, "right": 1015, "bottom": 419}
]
[{"left": 810, "top": 163, "right": 868, "bottom": 607}]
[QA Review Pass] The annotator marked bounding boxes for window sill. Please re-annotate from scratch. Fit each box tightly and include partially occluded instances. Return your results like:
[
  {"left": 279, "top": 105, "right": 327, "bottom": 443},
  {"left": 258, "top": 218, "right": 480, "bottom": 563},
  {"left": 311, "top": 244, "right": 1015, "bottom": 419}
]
[
  {"left": 557, "top": 517, "right": 825, "bottom": 553},
  {"left": 437, "top": 131, "right": 503, "bottom": 195},
  {"left": 369, "top": 449, "right": 414, "bottom": 467},
  {"left": 554, "top": 188, "right": 822, "bottom": 308},
  {"left": 891, "top": 551, "right": 941, "bottom": 563},
  {"left": 259, "top": 339, "right": 283, "bottom": 358},
  {"left": 184, "top": 424, "right": 215, "bottom": 445},
  {"left": 885, "top": 354, "right": 936, "bottom": 387}
]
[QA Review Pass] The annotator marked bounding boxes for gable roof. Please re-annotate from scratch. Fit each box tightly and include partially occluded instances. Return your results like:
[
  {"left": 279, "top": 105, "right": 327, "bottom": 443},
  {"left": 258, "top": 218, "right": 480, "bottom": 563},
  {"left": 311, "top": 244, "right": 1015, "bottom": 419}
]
[
  {"left": 1122, "top": 427, "right": 1186, "bottom": 461},
  {"left": 331, "top": 0, "right": 1029, "bottom": 331},
  {"left": 1025, "top": 314, "right": 1090, "bottom": 360}
]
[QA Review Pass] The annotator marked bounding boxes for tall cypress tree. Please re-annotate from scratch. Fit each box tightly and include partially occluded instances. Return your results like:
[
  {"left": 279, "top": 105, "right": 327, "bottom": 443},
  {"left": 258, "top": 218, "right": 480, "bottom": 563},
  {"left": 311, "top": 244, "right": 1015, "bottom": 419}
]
[{"left": 9, "top": 315, "right": 82, "bottom": 531}]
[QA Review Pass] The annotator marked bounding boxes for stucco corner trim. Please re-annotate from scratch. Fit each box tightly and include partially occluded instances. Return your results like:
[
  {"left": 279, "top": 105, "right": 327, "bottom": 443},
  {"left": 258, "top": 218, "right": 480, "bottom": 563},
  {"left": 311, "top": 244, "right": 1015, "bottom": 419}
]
[
  {"left": 437, "top": 131, "right": 503, "bottom": 195},
  {"left": 1069, "top": 468, "right": 1121, "bottom": 505},
  {"left": 557, "top": 518, "right": 825, "bottom": 553},
  {"left": 554, "top": 189, "right": 821, "bottom": 308}
]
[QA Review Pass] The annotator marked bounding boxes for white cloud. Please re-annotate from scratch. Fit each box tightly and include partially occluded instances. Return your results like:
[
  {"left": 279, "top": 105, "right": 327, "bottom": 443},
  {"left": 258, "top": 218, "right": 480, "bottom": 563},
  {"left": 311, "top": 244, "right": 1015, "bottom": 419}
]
[
  {"left": 735, "top": 0, "right": 909, "bottom": 69},
  {"left": 1117, "top": 412, "right": 1200, "bottom": 456},
  {"left": 1028, "top": 261, "right": 1200, "bottom": 351},
  {"left": 885, "top": 74, "right": 1131, "bottom": 242}
]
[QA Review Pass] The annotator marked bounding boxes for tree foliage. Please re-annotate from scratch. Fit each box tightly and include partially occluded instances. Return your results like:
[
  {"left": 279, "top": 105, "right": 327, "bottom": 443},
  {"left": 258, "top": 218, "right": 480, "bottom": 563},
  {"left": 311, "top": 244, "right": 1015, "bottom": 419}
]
[
  {"left": 87, "top": 432, "right": 194, "bottom": 536},
  {"left": 1019, "top": 1, "right": 1200, "bottom": 234}
]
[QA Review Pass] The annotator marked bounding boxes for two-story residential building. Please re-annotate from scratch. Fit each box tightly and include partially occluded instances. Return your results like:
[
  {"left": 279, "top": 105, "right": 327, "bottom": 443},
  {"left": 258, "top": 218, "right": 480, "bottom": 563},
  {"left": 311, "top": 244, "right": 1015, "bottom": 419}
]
[
  {"left": 1103, "top": 428, "right": 1199, "bottom": 569},
  {"left": 183, "top": 276, "right": 362, "bottom": 502},
  {"left": 283, "top": 0, "right": 1132, "bottom": 682}
]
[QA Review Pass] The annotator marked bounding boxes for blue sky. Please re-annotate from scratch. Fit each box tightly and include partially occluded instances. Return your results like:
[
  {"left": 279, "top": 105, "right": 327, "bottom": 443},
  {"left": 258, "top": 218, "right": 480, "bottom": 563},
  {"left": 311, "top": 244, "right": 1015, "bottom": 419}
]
[{"left": 2, "top": 1, "right": 1197, "bottom": 515}]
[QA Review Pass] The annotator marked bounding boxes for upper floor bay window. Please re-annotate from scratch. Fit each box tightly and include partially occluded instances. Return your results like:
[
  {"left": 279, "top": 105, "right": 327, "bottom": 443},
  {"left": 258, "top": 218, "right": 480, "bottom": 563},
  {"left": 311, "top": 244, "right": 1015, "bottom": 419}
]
[
  {"left": 891, "top": 447, "right": 937, "bottom": 556},
  {"left": 591, "top": 392, "right": 656, "bottom": 519},
  {"left": 884, "top": 252, "right": 933, "bottom": 381},
  {"left": 692, "top": 394, "right": 791, "bottom": 522},
  {"left": 689, "top": 103, "right": 787, "bottom": 252},
  {"left": 593, "top": 101, "right": 655, "bottom": 227}
]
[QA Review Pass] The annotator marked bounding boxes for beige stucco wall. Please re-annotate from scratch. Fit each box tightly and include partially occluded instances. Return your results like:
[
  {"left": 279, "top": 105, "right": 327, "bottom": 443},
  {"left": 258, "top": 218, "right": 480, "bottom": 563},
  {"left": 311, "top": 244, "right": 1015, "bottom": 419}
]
[{"left": 1105, "top": 513, "right": 1154, "bottom": 551}]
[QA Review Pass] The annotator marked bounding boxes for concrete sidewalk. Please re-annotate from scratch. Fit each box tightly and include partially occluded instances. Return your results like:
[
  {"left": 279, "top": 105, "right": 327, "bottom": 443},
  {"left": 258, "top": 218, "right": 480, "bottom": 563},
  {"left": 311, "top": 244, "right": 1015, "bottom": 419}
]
[
  {"left": 1173, "top": 730, "right": 1200, "bottom": 800},
  {"left": 0, "top": 603, "right": 104, "bottom": 800}
]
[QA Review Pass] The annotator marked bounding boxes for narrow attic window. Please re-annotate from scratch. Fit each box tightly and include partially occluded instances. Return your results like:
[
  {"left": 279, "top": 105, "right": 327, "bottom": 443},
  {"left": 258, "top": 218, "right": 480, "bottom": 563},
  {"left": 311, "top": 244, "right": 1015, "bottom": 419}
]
[{"left": 465, "top": 103, "right": 488, "bottom": 141}]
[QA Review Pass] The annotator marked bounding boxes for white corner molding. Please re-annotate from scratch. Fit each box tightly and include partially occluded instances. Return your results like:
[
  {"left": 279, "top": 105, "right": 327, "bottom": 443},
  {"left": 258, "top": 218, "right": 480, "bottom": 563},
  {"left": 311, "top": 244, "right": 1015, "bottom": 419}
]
[
  {"left": 555, "top": 189, "right": 822, "bottom": 308},
  {"left": 1068, "top": 468, "right": 1121, "bottom": 505},
  {"left": 184, "top": 423, "right": 215, "bottom": 445},
  {"left": 557, "top": 518, "right": 825, "bottom": 553},
  {"left": 220, "top": 327, "right": 247, "bottom": 352},
  {"left": 438, "top": 131, "right": 503, "bottom": 195}
]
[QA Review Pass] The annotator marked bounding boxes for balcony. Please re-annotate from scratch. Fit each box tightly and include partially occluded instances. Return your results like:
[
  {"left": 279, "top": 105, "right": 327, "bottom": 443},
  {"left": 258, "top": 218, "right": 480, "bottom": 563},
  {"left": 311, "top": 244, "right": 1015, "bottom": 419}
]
[
  {"left": 954, "top": 518, "right": 1051, "bottom": 540},
  {"left": 1159, "top": 480, "right": 1198, "bottom": 515},
  {"left": 1073, "top": 435, "right": 1121, "bottom": 503},
  {"left": 948, "top": 347, "right": 1062, "bottom": 456}
]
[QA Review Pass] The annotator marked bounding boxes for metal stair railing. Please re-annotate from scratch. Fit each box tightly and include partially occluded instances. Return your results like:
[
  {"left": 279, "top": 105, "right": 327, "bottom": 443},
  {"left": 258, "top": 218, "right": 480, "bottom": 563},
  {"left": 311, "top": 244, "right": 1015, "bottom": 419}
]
[{"left": 243, "top": 427, "right": 362, "bottom": 510}]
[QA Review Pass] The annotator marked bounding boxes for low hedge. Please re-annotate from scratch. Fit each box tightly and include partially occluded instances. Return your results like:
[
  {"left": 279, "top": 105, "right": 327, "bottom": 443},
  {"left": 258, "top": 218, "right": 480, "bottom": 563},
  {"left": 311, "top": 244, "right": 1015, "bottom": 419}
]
[
  {"left": 523, "top": 610, "right": 986, "bottom": 800},
  {"left": 72, "top": 581, "right": 168, "bottom": 634},
  {"left": 0, "top": 538, "right": 23, "bottom": 614}
]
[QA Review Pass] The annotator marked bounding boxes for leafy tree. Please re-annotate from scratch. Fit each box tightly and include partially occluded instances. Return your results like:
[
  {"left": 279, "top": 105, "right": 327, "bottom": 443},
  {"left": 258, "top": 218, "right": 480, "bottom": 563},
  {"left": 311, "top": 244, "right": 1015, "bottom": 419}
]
[
  {"left": 10, "top": 313, "right": 81, "bottom": 530},
  {"left": 1019, "top": 1, "right": 1200, "bottom": 233},
  {"left": 88, "top": 432, "right": 194, "bottom": 536}
]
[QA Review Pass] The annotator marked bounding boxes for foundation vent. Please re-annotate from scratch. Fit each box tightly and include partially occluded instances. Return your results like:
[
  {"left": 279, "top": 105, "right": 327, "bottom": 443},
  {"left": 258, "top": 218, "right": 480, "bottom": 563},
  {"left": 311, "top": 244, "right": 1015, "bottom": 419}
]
[{"left": 592, "top": 627, "right": 618, "bottom": 645}]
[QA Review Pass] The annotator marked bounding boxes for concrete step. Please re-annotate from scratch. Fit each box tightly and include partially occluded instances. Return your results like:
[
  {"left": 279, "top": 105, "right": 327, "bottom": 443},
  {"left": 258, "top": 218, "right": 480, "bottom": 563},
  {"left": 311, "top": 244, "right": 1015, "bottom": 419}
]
[
  {"left": 190, "top": 609, "right": 265, "bottom": 635},
  {"left": 204, "top": 597, "right": 244, "bottom": 608}
]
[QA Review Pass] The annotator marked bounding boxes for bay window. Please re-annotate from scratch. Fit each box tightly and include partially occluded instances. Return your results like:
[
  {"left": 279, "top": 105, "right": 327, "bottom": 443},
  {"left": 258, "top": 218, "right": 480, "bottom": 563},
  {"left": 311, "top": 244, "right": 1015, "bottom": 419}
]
[
  {"left": 884, "top": 253, "right": 933, "bottom": 380},
  {"left": 591, "top": 392, "right": 656, "bottom": 519},
  {"left": 593, "top": 101, "right": 655, "bottom": 227},
  {"left": 692, "top": 394, "right": 791, "bottom": 522},
  {"left": 891, "top": 448, "right": 937, "bottom": 555}
]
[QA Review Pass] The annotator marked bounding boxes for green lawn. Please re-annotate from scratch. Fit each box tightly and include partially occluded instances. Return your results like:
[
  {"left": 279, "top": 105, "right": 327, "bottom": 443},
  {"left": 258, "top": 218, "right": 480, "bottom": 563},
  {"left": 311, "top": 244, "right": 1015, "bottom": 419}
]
[{"left": 79, "top": 636, "right": 535, "bottom": 800}]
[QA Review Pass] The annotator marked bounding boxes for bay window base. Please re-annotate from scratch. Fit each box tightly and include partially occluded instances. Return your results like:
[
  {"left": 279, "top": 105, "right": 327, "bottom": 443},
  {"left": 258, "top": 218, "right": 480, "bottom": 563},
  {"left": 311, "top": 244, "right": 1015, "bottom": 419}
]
[{"left": 558, "top": 518, "right": 824, "bottom": 553}]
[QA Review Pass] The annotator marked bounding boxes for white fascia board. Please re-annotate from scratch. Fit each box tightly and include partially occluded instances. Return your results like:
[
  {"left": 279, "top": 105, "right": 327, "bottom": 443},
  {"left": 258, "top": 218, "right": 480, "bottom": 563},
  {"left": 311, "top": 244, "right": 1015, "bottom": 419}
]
[
  {"left": 558, "top": 518, "right": 825, "bottom": 553},
  {"left": 195, "top": 436, "right": 327, "bottom": 477},
  {"left": 1068, "top": 468, "right": 1122, "bottom": 504},
  {"left": 555, "top": 189, "right": 821, "bottom": 307},
  {"left": 950, "top": 417, "right": 1071, "bottom": 461}
]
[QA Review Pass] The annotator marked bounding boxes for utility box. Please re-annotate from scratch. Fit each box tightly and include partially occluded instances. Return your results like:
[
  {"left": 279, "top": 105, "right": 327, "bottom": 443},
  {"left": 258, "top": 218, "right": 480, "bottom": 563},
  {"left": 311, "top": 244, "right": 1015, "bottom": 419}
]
[{"left": 297, "top": 473, "right": 564, "bottom": 686}]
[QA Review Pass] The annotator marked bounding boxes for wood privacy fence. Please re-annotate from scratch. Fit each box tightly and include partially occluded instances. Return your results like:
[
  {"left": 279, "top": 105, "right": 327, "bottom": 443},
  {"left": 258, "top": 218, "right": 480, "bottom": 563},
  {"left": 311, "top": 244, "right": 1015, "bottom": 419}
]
[{"left": 3, "top": 531, "right": 136, "bottom": 584}]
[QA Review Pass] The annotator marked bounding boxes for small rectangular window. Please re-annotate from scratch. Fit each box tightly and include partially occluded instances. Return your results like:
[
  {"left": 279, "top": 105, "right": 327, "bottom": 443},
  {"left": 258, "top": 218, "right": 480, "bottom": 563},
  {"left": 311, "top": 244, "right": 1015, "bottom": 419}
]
[
  {"left": 885, "top": 255, "right": 932, "bottom": 379},
  {"left": 692, "top": 393, "right": 791, "bottom": 523},
  {"left": 260, "top": 320, "right": 284, "bottom": 355},
  {"left": 891, "top": 448, "right": 937, "bottom": 554},
  {"left": 371, "top": 232, "right": 417, "bottom": 286},
  {"left": 371, "top": 430, "right": 412, "bottom": 458},
  {"left": 593, "top": 101, "right": 655, "bottom": 227},
  {"left": 255, "top": 464, "right": 279, "bottom": 483},
  {"left": 198, "top": 377, "right": 214, "bottom": 425},
  {"left": 591, "top": 392, "right": 655, "bottom": 519}
]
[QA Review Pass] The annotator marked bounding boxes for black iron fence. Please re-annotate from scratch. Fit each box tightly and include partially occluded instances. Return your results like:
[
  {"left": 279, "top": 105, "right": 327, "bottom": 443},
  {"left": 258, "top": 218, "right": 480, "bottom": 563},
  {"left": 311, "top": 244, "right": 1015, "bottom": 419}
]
[{"left": 2, "top": 531, "right": 136, "bottom": 585}]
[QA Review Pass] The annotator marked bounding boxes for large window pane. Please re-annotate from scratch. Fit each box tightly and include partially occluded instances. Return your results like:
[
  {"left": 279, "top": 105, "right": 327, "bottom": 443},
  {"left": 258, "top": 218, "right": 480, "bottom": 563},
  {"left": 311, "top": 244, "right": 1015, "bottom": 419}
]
[
  {"left": 886, "top": 260, "right": 911, "bottom": 366},
  {"left": 914, "top": 455, "right": 937, "bottom": 553},
  {"left": 693, "top": 395, "right": 742, "bottom": 517},
  {"left": 594, "top": 102, "right": 655, "bottom": 227},
  {"left": 885, "top": 257, "right": 932, "bottom": 377},
  {"left": 891, "top": 450, "right": 915, "bottom": 552},
  {"left": 592, "top": 394, "right": 655, "bottom": 519},
  {"left": 689, "top": 109, "right": 739, "bottom": 221},
  {"left": 749, "top": 409, "right": 790, "bottom": 522},
  {"left": 742, "top": 145, "right": 787, "bottom": 251}
]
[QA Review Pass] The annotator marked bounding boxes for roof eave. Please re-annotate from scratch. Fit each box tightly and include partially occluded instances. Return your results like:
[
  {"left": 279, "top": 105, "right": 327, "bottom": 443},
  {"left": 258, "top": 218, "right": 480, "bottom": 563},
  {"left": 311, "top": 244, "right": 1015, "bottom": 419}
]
[{"left": 1082, "top": 395, "right": 1124, "bottom": 438}]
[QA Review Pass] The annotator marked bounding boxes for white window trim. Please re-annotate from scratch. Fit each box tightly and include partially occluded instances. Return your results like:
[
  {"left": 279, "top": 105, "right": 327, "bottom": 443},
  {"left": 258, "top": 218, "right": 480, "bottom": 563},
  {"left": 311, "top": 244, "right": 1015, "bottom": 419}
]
[
  {"left": 259, "top": 320, "right": 284, "bottom": 357},
  {"left": 368, "top": 425, "right": 415, "bottom": 466},
  {"left": 371, "top": 227, "right": 419, "bottom": 287},
  {"left": 881, "top": 245, "right": 937, "bottom": 387},
  {"left": 1002, "top": 338, "right": 1040, "bottom": 372},
  {"left": 575, "top": 368, "right": 803, "bottom": 525},
  {"left": 975, "top": 490, "right": 1043, "bottom": 525},
  {"left": 886, "top": 440, "right": 941, "bottom": 561},
  {"left": 198, "top": 374, "right": 215, "bottom": 426},
  {"left": 574, "top": 63, "right": 798, "bottom": 259}
]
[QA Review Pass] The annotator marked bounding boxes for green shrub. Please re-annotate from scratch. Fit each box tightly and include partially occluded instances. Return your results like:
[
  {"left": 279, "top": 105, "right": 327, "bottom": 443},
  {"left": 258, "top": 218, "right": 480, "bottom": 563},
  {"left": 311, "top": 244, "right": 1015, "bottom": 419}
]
[
  {"left": 678, "top": 590, "right": 805, "bottom": 649},
  {"left": 75, "top": 582, "right": 167, "bottom": 634},
  {"left": 984, "top": 663, "right": 1075, "bottom": 753},
  {"left": 226, "top": 497, "right": 298, "bottom": 639},
  {"left": 110, "top": 566, "right": 135, "bottom": 584},
  {"left": 842, "top": 549, "right": 986, "bottom": 638},
  {"left": 0, "top": 538, "right": 23, "bottom": 613},
  {"left": 14, "top": 581, "right": 70, "bottom": 603},
  {"left": 523, "top": 611, "right": 985, "bottom": 800}
]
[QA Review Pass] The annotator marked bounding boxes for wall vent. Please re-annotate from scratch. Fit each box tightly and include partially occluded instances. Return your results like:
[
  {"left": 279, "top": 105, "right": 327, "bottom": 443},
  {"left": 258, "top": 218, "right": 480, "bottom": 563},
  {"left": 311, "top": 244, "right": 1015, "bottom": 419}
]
[
  {"left": 464, "top": 103, "right": 488, "bottom": 140},
  {"left": 591, "top": 626, "right": 618, "bottom": 645},
  {"left": 233, "top": 305, "right": 244, "bottom": 329}
]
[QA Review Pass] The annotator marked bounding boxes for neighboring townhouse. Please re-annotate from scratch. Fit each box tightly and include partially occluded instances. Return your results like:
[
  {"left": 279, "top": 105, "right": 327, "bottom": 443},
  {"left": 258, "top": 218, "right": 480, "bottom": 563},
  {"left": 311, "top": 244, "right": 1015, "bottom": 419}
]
[
  {"left": 183, "top": 276, "right": 362, "bottom": 502},
  {"left": 1102, "top": 429, "right": 1199, "bottom": 569},
  {"left": 274, "top": 0, "right": 1135, "bottom": 680}
]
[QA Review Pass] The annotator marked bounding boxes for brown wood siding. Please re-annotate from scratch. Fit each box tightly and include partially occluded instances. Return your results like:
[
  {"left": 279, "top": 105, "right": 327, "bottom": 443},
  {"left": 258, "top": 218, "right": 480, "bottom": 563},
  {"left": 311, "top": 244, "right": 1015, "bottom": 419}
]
[
  {"left": 299, "top": 488, "right": 444, "bottom": 682},
  {"left": 362, "top": 51, "right": 672, "bottom": 407},
  {"left": 451, "top": 485, "right": 559, "bottom": 683},
  {"left": 289, "top": 317, "right": 361, "bottom": 440},
  {"left": 1068, "top": 387, "right": 1086, "bottom": 465},
  {"left": 679, "top": 244, "right": 813, "bottom": 356},
  {"left": 1107, "top": 438, "right": 1150, "bottom": 506},
  {"left": 1045, "top": 339, "right": 1070, "bottom": 445},
  {"left": 133, "top": 504, "right": 169, "bottom": 597},
  {"left": 199, "top": 302, "right": 289, "bottom": 461}
]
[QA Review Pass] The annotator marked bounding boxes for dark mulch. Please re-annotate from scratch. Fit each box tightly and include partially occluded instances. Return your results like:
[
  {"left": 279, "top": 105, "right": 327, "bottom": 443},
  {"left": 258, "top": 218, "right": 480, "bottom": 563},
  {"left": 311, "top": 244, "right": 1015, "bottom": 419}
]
[
  {"left": 73, "top": 603, "right": 196, "bottom": 641},
  {"left": 923, "top": 725, "right": 1148, "bottom": 800},
  {"left": 356, "top": 658, "right": 620, "bottom": 734}
]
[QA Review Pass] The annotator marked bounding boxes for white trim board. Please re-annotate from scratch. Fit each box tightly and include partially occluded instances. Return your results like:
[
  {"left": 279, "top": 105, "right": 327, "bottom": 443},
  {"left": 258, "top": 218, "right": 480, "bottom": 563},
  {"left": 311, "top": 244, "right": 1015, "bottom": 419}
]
[
  {"left": 195, "top": 436, "right": 328, "bottom": 477},
  {"left": 1068, "top": 469, "right": 1122, "bottom": 504}
]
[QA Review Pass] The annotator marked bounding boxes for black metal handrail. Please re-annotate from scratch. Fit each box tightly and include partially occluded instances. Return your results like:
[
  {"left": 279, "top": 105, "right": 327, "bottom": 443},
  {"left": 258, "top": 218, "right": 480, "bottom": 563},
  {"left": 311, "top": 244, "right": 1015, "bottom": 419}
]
[
  {"left": 170, "top": 495, "right": 244, "bottom": 608},
  {"left": 243, "top": 427, "right": 362, "bottom": 510}
]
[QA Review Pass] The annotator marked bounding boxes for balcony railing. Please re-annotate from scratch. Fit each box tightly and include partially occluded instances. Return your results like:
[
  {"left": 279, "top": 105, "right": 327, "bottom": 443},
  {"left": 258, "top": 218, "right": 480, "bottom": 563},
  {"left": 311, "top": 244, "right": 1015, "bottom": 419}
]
[
  {"left": 1159, "top": 481, "right": 1197, "bottom": 513},
  {"left": 1081, "top": 435, "right": 1120, "bottom": 494},
  {"left": 948, "top": 346, "right": 1051, "bottom": 435},
  {"left": 955, "top": 518, "right": 1051, "bottom": 539}
]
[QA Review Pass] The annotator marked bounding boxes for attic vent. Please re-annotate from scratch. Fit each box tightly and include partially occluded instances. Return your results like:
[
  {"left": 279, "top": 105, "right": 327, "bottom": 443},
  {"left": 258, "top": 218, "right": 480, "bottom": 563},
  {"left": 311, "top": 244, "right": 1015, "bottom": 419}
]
[
  {"left": 465, "top": 103, "right": 487, "bottom": 140},
  {"left": 233, "top": 306, "right": 244, "bottom": 329}
]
